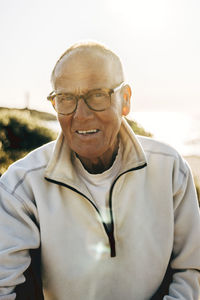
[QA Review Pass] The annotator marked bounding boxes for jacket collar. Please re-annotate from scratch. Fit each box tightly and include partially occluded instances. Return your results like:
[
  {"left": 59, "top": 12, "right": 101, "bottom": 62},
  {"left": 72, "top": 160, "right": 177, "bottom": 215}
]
[
  {"left": 118, "top": 118, "right": 147, "bottom": 173},
  {"left": 44, "top": 118, "right": 147, "bottom": 194}
]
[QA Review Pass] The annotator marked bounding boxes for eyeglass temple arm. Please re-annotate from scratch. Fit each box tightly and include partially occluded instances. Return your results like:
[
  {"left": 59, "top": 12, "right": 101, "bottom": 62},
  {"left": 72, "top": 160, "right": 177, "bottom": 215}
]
[
  {"left": 47, "top": 91, "right": 56, "bottom": 101},
  {"left": 112, "top": 82, "right": 125, "bottom": 93}
]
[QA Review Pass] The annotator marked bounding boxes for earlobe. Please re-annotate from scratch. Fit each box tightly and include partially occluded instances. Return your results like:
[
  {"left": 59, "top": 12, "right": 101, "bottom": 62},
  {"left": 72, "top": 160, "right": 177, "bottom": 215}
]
[
  {"left": 122, "top": 85, "right": 131, "bottom": 116},
  {"left": 122, "top": 106, "right": 130, "bottom": 116}
]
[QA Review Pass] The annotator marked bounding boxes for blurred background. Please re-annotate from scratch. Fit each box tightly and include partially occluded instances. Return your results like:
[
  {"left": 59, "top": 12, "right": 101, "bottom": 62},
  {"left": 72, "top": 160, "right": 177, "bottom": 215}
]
[{"left": 0, "top": 0, "right": 200, "bottom": 194}]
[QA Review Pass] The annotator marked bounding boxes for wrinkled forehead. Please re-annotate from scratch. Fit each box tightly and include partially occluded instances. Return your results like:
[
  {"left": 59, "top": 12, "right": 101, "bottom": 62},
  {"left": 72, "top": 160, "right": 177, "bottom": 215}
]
[{"left": 52, "top": 48, "right": 123, "bottom": 89}]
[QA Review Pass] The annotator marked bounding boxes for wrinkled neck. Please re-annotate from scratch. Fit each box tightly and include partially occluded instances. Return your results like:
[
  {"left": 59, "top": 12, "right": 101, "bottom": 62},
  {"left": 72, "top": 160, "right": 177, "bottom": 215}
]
[{"left": 76, "top": 138, "right": 119, "bottom": 174}]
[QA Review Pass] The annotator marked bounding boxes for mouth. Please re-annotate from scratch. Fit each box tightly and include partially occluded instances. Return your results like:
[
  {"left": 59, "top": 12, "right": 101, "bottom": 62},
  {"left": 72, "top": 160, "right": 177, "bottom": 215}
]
[{"left": 76, "top": 129, "right": 100, "bottom": 135}]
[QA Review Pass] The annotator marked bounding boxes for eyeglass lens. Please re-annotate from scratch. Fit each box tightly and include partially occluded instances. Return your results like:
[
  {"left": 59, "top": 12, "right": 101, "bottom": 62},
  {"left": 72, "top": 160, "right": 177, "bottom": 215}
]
[{"left": 55, "top": 91, "right": 111, "bottom": 114}]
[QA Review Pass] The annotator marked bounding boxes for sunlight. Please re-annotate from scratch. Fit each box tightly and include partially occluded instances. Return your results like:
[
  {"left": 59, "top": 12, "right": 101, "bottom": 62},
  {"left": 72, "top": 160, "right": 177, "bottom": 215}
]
[
  {"left": 89, "top": 242, "right": 110, "bottom": 260},
  {"left": 107, "top": 0, "right": 169, "bottom": 33},
  {"left": 130, "top": 111, "right": 200, "bottom": 156}
]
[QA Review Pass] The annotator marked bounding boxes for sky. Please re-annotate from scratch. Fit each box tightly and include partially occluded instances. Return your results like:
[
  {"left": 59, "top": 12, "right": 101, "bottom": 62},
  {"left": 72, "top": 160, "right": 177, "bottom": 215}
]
[{"left": 0, "top": 0, "right": 200, "bottom": 114}]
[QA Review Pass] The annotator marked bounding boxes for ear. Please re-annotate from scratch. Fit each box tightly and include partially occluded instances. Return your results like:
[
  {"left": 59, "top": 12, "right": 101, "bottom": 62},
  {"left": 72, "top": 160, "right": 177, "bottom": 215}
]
[{"left": 122, "top": 84, "right": 131, "bottom": 116}]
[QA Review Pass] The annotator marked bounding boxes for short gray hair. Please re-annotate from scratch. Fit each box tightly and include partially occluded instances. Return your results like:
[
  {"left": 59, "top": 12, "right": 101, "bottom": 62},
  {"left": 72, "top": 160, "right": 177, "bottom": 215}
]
[{"left": 51, "top": 40, "right": 124, "bottom": 86}]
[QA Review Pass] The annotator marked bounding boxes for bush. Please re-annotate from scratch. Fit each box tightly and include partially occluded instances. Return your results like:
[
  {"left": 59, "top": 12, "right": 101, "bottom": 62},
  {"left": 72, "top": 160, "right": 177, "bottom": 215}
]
[
  {"left": 125, "top": 117, "right": 152, "bottom": 137},
  {"left": 0, "top": 110, "right": 57, "bottom": 175},
  {"left": 0, "top": 111, "right": 56, "bottom": 151}
]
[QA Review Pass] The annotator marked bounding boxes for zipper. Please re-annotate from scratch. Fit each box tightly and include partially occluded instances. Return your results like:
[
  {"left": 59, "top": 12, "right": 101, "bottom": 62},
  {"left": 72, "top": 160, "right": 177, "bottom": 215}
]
[
  {"left": 45, "top": 162, "right": 147, "bottom": 258},
  {"left": 45, "top": 177, "right": 113, "bottom": 255},
  {"left": 108, "top": 163, "right": 147, "bottom": 257}
]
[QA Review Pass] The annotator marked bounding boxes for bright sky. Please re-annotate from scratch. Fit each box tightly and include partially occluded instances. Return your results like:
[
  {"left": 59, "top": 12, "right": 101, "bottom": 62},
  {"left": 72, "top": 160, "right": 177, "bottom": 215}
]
[{"left": 0, "top": 0, "right": 200, "bottom": 114}]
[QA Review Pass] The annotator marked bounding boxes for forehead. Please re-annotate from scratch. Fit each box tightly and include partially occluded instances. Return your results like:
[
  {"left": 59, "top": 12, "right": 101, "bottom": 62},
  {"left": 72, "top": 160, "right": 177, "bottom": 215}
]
[{"left": 53, "top": 49, "right": 120, "bottom": 90}]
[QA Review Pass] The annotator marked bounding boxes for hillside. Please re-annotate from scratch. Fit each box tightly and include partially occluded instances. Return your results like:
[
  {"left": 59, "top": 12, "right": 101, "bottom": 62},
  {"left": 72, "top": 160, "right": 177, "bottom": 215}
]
[{"left": 0, "top": 107, "right": 57, "bottom": 121}]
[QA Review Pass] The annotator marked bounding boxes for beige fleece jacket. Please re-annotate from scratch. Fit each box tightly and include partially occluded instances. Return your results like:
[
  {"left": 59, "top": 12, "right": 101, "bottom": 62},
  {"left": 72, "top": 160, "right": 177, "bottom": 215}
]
[{"left": 0, "top": 118, "right": 199, "bottom": 299}]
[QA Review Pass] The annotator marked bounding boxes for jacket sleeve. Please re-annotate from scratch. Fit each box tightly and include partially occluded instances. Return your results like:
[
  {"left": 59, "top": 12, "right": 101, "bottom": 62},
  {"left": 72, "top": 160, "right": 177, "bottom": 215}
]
[
  {"left": 0, "top": 182, "right": 40, "bottom": 300},
  {"left": 163, "top": 159, "right": 200, "bottom": 299}
]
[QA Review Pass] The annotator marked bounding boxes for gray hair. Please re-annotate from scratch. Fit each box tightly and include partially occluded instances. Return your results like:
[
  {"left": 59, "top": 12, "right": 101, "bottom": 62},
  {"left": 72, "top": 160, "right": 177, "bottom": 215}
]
[{"left": 51, "top": 40, "right": 124, "bottom": 86}]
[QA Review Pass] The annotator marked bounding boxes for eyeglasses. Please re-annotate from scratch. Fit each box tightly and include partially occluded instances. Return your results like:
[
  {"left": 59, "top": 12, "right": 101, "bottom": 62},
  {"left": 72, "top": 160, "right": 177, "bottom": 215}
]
[{"left": 47, "top": 82, "right": 124, "bottom": 115}]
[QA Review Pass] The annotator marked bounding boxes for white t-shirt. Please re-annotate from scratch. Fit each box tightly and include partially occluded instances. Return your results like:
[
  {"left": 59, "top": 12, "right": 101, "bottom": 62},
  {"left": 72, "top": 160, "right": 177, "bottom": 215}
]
[{"left": 74, "top": 142, "right": 122, "bottom": 224}]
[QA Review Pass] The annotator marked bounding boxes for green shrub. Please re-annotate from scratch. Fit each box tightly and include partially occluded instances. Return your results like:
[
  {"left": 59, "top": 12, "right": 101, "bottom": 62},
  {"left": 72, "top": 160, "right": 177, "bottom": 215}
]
[
  {"left": 0, "top": 111, "right": 56, "bottom": 151},
  {"left": 0, "top": 110, "right": 57, "bottom": 175},
  {"left": 125, "top": 117, "right": 152, "bottom": 137}
]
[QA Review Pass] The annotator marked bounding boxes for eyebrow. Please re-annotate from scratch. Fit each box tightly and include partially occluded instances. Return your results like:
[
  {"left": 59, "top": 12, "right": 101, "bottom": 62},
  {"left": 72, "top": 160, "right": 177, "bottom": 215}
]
[{"left": 54, "top": 87, "right": 111, "bottom": 95}]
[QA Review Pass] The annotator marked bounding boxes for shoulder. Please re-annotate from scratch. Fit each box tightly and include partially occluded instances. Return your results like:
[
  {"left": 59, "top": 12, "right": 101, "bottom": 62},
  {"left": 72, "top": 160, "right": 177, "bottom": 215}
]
[
  {"left": 138, "top": 135, "right": 181, "bottom": 160},
  {"left": 0, "top": 141, "right": 56, "bottom": 192},
  {"left": 137, "top": 135, "right": 189, "bottom": 177}
]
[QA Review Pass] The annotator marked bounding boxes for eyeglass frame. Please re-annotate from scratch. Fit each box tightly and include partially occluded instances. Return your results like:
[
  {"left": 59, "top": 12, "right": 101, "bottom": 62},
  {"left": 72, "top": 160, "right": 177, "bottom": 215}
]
[{"left": 47, "top": 82, "right": 125, "bottom": 115}]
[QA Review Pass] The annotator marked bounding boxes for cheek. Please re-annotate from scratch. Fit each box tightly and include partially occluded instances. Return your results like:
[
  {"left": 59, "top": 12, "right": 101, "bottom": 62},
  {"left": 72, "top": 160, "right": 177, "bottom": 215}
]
[
  {"left": 103, "top": 112, "right": 122, "bottom": 140},
  {"left": 58, "top": 116, "right": 71, "bottom": 135}
]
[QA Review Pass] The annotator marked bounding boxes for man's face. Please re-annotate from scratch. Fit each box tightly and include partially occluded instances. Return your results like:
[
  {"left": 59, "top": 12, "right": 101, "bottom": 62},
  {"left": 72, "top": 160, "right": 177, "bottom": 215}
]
[{"left": 53, "top": 50, "right": 129, "bottom": 163}]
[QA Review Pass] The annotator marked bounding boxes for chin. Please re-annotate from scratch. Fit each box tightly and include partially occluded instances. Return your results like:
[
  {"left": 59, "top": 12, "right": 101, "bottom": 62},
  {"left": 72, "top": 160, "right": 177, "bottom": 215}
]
[{"left": 75, "top": 147, "right": 105, "bottom": 160}]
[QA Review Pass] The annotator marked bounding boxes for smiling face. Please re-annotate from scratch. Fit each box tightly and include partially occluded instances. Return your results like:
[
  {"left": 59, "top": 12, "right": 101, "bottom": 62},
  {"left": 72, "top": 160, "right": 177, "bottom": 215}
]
[{"left": 52, "top": 48, "right": 131, "bottom": 172}]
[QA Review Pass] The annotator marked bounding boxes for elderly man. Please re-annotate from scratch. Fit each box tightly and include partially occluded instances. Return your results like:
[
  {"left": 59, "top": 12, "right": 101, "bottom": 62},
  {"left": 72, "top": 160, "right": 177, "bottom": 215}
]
[{"left": 0, "top": 42, "right": 200, "bottom": 300}]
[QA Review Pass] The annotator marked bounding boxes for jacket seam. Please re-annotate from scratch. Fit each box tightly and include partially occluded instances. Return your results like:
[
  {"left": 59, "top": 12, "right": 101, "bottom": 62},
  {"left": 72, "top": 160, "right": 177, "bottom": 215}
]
[
  {"left": 12, "top": 165, "right": 47, "bottom": 194},
  {"left": 0, "top": 182, "right": 35, "bottom": 214},
  {"left": 145, "top": 150, "right": 187, "bottom": 178},
  {"left": 179, "top": 168, "right": 187, "bottom": 178},
  {"left": 145, "top": 150, "right": 179, "bottom": 158}
]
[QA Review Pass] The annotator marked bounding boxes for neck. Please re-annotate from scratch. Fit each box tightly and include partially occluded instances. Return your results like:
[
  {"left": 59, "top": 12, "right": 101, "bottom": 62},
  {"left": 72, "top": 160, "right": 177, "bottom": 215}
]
[{"left": 77, "top": 138, "right": 119, "bottom": 174}]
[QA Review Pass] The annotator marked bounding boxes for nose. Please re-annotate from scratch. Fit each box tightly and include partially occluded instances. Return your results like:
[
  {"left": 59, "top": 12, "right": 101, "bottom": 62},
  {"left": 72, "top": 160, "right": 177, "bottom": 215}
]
[{"left": 73, "top": 98, "right": 94, "bottom": 120}]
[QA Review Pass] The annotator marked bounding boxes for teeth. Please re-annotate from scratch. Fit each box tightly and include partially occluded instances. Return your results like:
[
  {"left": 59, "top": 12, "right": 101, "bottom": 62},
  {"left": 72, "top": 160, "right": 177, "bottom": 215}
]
[{"left": 77, "top": 129, "right": 98, "bottom": 134}]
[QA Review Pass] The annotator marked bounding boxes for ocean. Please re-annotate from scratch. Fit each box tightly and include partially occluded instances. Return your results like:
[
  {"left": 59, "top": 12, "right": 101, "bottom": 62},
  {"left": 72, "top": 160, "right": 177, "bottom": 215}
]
[
  {"left": 47, "top": 111, "right": 200, "bottom": 157},
  {"left": 131, "top": 112, "right": 200, "bottom": 157}
]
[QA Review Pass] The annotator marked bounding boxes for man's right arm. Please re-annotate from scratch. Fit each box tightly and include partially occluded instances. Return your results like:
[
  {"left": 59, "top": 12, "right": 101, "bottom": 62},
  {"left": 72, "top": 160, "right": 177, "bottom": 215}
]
[{"left": 0, "top": 182, "right": 40, "bottom": 300}]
